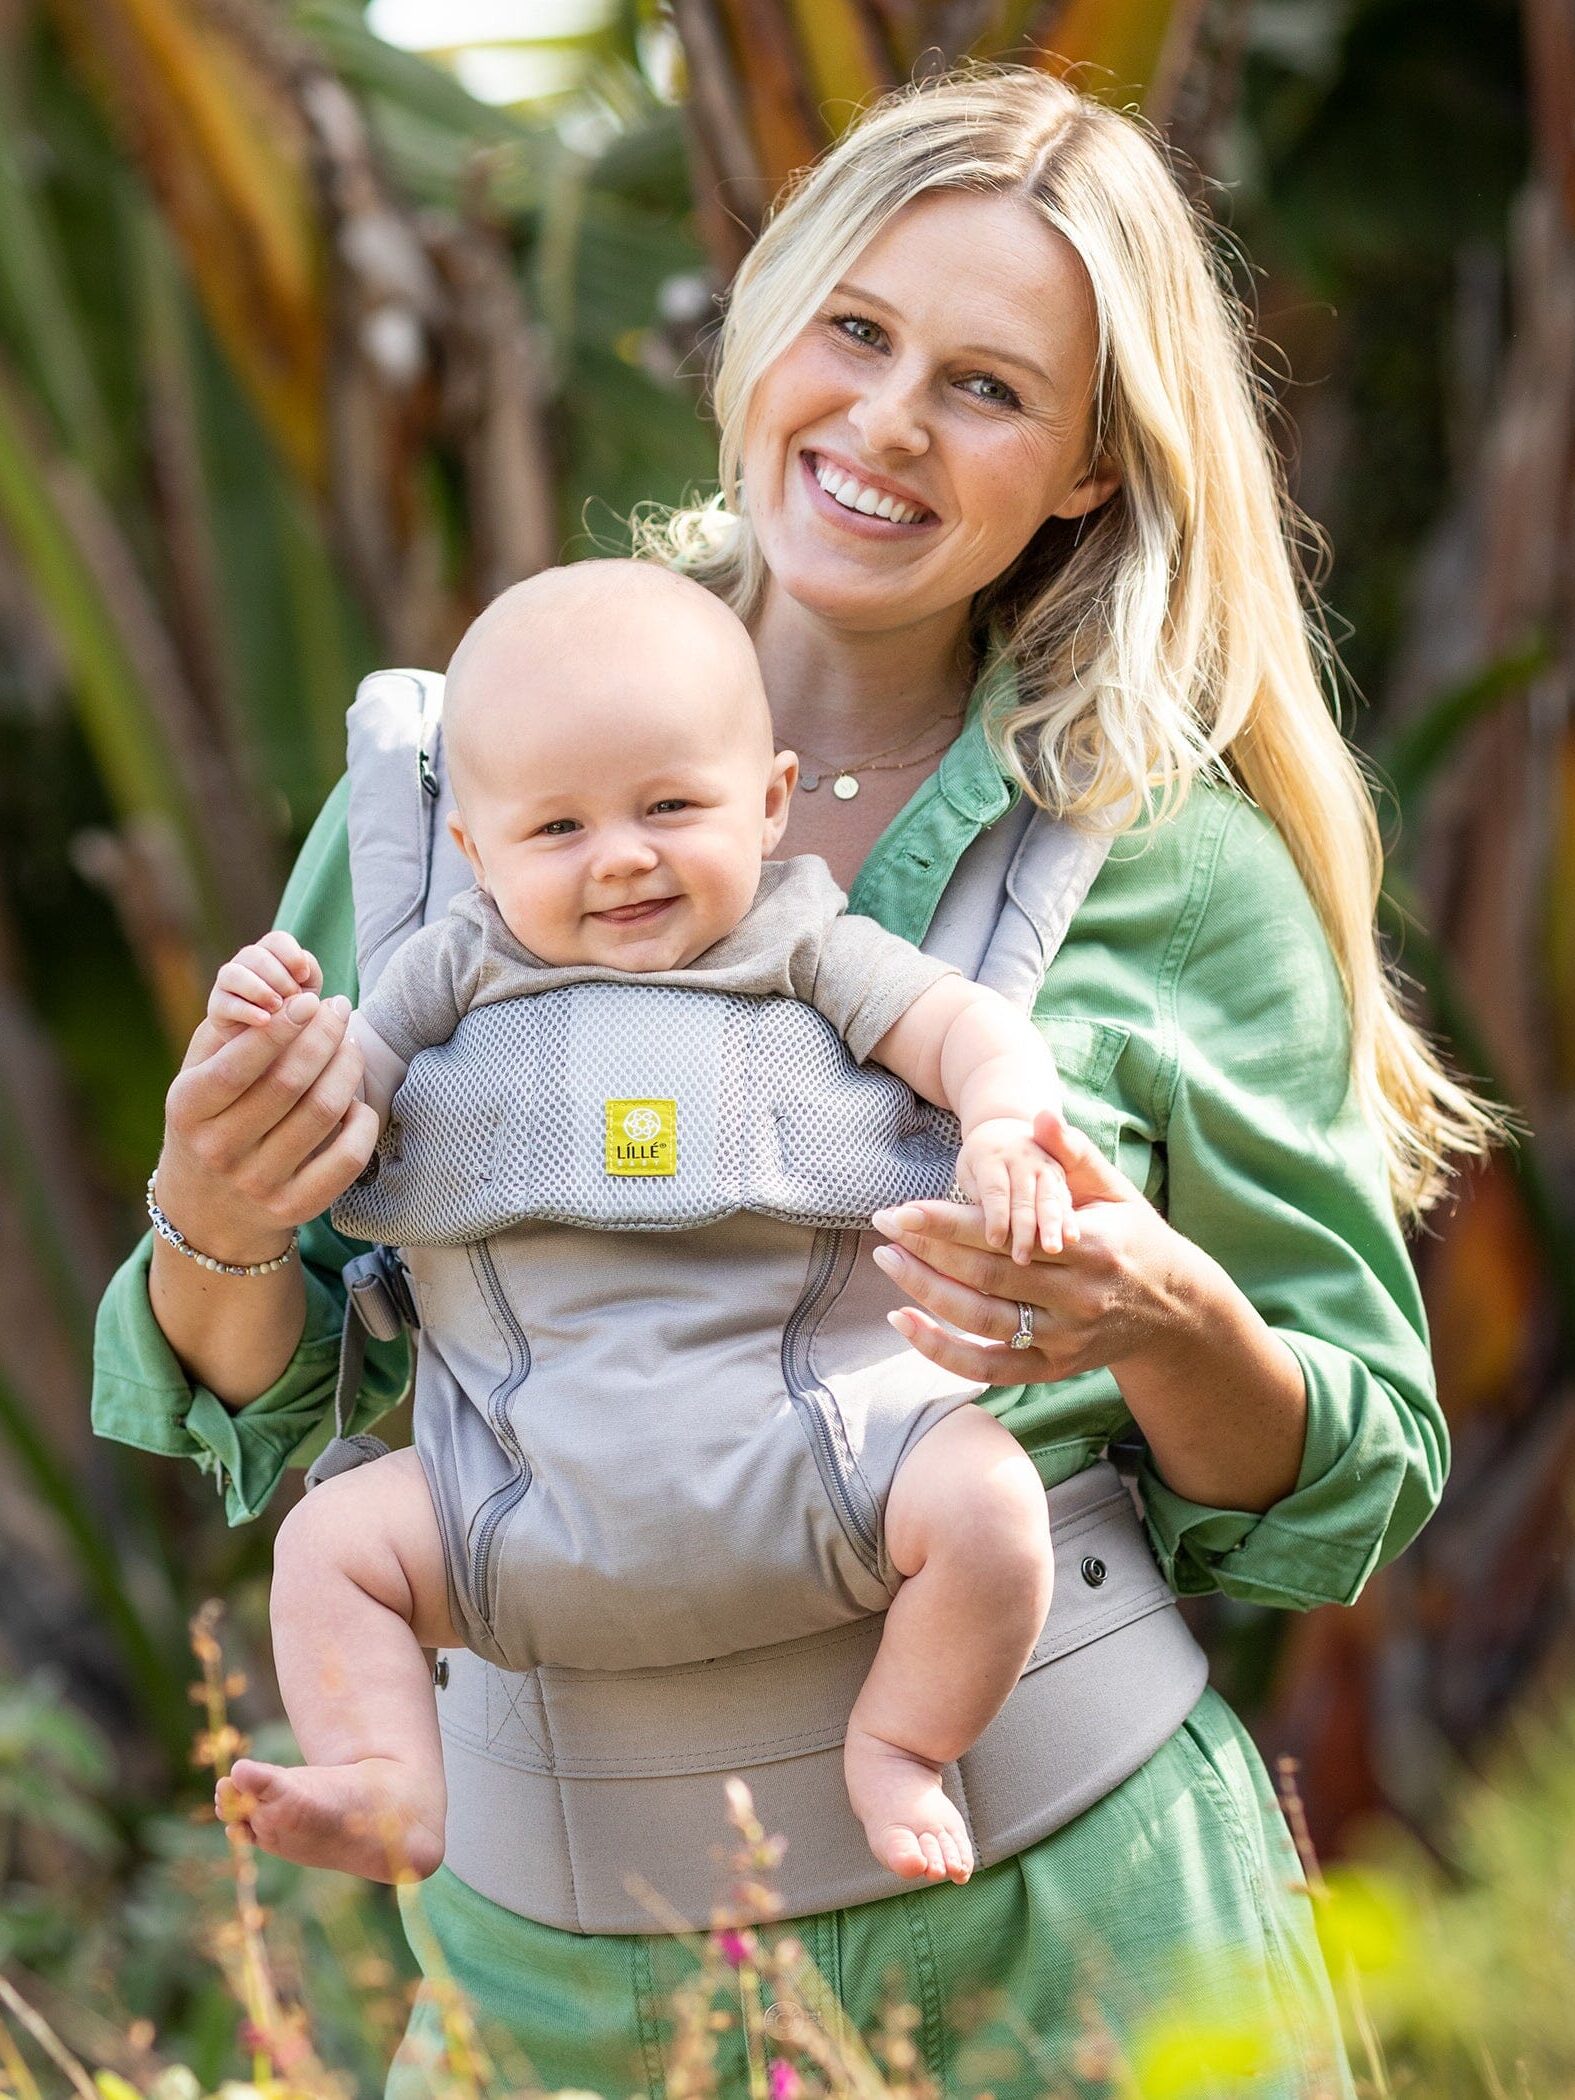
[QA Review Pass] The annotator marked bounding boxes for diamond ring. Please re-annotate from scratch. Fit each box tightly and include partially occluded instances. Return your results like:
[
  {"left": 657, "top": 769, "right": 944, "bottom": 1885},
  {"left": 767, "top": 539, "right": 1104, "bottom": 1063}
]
[{"left": 1009, "top": 1302, "right": 1035, "bottom": 1350}]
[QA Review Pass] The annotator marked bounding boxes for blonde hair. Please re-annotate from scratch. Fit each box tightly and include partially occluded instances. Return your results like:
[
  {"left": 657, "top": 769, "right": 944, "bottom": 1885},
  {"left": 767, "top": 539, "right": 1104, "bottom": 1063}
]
[{"left": 634, "top": 65, "right": 1498, "bottom": 1223}]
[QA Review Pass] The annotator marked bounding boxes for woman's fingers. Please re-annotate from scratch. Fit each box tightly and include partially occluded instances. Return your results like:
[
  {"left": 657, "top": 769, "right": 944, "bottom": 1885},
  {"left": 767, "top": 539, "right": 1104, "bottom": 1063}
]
[
  {"left": 871, "top": 1239, "right": 1038, "bottom": 1345},
  {"left": 170, "top": 993, "right": 323, "bottom": 1124},
  {"left": 246, "top": 1025, "right": 367, "bottom": 1191},
  {"left": 274, "top": 1098, "right": 381, "bottom": 1219},
  {"left": 873, "top": 1198, "right": 1000, "bottom": 1252},
  {"left": 224, "top": 997, "right": 358, "bottom": 1169},
  {"left": 887, "top": 1306, "right": 1050, "bottom": 1386}
]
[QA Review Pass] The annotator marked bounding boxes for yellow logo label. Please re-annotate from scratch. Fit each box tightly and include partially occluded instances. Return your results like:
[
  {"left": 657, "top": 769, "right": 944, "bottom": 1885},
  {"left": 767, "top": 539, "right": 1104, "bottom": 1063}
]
[{"left": 605, "top": 1099, "right": 677, "bottom": 1177}]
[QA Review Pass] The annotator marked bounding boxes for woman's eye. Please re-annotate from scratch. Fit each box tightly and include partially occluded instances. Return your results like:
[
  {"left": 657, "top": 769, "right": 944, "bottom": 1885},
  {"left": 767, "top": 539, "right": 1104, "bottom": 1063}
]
[
  {"left": 831, "top": 312, "right": 885, "bottom": 349},
  {"left": 961, "top": 372, "right": 1023, "bottom": 410}
]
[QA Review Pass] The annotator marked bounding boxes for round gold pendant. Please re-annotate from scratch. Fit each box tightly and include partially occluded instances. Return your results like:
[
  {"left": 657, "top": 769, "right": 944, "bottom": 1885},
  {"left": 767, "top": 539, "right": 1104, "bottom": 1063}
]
[{"left": 832, "top": 773, "right": 860, "bottom": 800}]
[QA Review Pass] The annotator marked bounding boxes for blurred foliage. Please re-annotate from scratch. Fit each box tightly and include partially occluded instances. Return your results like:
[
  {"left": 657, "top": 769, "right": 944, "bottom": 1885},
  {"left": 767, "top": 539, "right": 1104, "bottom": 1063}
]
[
  {"left": 0, "top": 0, "right": 1568, "bottom": 2084},
  {"left": 0, "top": 1612, "right": 1571, "bottom": 2092}
]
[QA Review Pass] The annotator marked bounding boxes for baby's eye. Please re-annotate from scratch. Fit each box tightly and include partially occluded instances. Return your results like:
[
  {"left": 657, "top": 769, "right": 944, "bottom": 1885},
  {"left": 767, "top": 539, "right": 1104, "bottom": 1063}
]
[
  {"left": 649, "top": 798, "right": 691, "bottom": 815},
  {"left": 537, "top": 817, "right": 580, "bottom": 837}
]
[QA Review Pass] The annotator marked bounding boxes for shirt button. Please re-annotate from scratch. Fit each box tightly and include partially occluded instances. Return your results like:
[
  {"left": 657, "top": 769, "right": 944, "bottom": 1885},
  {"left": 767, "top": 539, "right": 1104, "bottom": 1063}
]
[{"left": 1080, "top": 1556, "right": 1107, "bottom": 1587}]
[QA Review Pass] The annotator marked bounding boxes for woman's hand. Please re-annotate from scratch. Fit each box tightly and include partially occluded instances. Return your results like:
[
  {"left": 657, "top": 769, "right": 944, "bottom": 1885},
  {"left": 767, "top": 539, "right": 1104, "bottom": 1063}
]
[
  {"left": 873, "top": 1109, "right": 1309, "bottom": 1512},
  {"left": 873, "top": 1110, "right": 1186, "bottom": 1388},
  {"left": 157, "top": 936, "right": 379, "bottom": 1266}
]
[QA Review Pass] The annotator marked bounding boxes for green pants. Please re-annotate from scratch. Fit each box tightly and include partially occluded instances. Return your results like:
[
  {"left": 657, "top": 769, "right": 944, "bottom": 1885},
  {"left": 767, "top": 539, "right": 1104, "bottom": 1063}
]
[{"left": 387, "top": 1689, "right": 1352, "bottom": 2097}]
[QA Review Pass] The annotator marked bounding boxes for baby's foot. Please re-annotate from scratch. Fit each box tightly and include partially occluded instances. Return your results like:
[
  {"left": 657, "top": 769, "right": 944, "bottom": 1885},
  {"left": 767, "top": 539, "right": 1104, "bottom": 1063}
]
[
  {"left": 215, "top": 1756, "right": 445, "bottom": 1883},
  {"left": 844, "top": 1727, "right": 974, "bottom": 1885}
]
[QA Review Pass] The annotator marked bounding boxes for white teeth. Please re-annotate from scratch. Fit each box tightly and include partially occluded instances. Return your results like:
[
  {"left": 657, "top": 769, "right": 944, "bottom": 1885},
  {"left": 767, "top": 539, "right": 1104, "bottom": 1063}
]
[{"left": 813, "top": 456, "right": 926, "bottom": 523}]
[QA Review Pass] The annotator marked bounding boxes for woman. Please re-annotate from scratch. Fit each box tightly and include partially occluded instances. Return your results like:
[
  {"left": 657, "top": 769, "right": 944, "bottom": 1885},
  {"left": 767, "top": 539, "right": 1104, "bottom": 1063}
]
[{"left": 93, "top": 66, "right": 1489, "bottom": 2096}]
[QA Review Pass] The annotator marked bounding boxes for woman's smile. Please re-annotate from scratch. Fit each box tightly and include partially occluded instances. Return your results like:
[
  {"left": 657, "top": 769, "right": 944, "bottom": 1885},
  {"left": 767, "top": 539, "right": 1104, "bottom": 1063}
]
[{"left": 798, "top": 448, "right": 940, "bottom": 536}]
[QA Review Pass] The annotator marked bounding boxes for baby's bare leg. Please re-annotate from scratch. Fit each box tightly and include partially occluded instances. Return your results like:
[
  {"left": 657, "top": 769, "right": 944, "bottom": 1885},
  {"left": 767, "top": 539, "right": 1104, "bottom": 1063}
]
[
  {"left": 215, "top": 1447, "right": 460, "bottom": 1882},
  {"left": 845, "top": 1406, "right": 1053, "bottom": 1886}
]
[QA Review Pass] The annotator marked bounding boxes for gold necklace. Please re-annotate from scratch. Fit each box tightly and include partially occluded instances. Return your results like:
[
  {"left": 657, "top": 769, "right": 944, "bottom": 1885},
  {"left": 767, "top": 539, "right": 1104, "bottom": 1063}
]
[{"left": 797, "top": 710, "right": 963, "bottom": 800}]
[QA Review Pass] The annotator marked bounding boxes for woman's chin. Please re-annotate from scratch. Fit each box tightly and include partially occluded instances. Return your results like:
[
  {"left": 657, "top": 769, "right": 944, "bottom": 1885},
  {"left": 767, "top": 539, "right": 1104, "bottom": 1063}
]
[{"left": 764, "top": 546, "right": 941, "bottom": 633}]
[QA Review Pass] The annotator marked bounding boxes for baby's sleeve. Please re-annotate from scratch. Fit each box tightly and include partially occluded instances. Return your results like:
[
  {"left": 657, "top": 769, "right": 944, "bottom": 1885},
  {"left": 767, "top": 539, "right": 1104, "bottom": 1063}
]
[
  {"left": 356, "top": 909, "right": 488, "bottom": 1065},
  {"left": 810, "top": 913, "right": 960, "bottom": 1065}
]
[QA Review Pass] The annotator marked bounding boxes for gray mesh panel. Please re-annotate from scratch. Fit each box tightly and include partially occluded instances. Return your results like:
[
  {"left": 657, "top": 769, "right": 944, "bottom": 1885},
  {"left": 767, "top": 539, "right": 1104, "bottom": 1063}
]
[{"left": 332, "top": 984, "right": 959, "bottom": 1247}]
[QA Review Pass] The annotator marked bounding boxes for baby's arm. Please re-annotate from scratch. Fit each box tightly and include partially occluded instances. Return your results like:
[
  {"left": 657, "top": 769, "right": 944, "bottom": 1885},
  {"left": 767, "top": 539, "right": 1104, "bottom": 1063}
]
[{"left": 870, "top": 978, "right": 1072, "bottom": 1262}]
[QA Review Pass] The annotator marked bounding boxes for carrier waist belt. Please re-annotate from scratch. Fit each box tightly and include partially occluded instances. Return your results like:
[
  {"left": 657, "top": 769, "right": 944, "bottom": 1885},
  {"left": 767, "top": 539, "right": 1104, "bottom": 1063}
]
[{"left": 433, "top": 1461, "right": 1208, "bottom": 1933}]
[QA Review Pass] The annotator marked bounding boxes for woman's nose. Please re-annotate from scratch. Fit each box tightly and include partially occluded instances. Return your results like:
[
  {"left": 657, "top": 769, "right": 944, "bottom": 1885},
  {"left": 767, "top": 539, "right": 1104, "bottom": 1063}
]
[{"left": 847, "top": 362, "right": 930, "bottom": 456}]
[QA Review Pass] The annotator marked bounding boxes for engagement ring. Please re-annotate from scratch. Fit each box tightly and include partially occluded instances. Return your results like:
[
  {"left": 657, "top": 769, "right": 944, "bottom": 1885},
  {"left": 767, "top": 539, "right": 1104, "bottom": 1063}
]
[{"left": 1009, "top": 1302, "right": 1035, "bottom": 1350}]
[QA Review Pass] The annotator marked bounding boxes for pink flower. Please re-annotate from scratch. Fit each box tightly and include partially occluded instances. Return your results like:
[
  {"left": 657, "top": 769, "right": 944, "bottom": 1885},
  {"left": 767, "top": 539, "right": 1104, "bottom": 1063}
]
[
  {"left": 715, "top": 1927, "right": 751, "bottom": 1968},
  {"left": 768, "top": 2062, "right": 801, "bottom": 2100}
]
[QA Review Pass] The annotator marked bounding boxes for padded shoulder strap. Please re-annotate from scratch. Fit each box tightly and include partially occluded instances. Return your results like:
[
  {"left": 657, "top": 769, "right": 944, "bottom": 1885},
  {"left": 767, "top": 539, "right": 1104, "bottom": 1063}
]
[
  {"left": 924, "top": 794, "right": 1111, "bottom": 1010},
  {"left": 344, "top": 668, "right": 469, "bottom": 998}
]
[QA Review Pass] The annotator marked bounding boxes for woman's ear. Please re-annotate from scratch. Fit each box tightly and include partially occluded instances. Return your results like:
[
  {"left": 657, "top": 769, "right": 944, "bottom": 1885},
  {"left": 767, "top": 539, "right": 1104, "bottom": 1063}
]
[
  {"left": 762, "top": 749, "right": 799, "bottom": 854},
  {"left": 1051, "top": 457, "right": 1121, "bottom": 523}
]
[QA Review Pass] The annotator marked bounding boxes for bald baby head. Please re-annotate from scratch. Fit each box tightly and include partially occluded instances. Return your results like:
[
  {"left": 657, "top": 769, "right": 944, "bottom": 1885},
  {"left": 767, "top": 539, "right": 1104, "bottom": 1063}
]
[
  {"left": 444, "top": 561, "right": 774, "bottom": 803},
  {"left": 439, "top": 560, "right": 797, "bottom": 971}
]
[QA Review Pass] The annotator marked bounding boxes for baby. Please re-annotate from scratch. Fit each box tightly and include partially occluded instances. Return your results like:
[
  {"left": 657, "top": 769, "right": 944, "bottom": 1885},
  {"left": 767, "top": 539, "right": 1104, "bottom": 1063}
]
[{"left": 213, "top": 562, "right": 1067, "bottom": 1892}]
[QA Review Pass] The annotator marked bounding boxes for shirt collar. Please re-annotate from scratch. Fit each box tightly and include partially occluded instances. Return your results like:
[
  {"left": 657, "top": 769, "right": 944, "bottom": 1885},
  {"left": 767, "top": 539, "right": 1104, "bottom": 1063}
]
[{"left": 936, "top": 646, "right": 1018, "bottom": 825}]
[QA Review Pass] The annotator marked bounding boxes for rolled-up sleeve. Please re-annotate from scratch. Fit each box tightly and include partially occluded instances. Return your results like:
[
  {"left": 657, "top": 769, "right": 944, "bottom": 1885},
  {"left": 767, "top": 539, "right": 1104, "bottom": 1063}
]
[
  {"left": 90, "top": 774, "right": 410, "bottom": 1525},
  {"left": 1136, "top": 796, "right": 1446, "bottom": 1608},
  {"left": 91, "top": 1218, "right": 409, "bottom": 1525}
]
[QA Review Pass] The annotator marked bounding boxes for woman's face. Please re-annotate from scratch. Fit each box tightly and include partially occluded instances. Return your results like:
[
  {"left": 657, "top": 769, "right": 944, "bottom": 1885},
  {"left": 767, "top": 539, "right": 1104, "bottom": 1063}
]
[{"left": 743, "top": 189, "right": 1119, "bottom": 634}]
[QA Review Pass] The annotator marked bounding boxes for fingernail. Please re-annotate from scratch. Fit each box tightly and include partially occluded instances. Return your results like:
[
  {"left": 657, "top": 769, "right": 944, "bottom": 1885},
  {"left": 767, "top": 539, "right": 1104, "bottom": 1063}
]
[
  {"left": 872, "top": 1206, "right": 916, "bottom": 1236},
  {"left": 886, "top": 1309, "right": 911, "bottom": 1333},
  {"left": 329, "top": 994, "right": 351, "bottom": 1018},
  {"left": 285, "top": 991, "right": 318, "bottom": 1022},
  {"left": 871, "top": 1244, "right": 902, "bottom": 1274}
]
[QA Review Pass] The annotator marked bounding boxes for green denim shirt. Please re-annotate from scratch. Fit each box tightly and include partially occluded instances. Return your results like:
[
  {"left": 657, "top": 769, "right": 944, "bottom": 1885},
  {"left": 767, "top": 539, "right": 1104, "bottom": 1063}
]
[{"left": 91, "top": 681, "right": 1443, "bottom": 1611}]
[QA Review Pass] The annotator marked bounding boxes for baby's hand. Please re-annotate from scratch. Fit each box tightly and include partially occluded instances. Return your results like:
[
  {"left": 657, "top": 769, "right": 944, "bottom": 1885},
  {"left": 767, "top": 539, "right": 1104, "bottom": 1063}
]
[
  {"left": 956, "top": 1118, "right": 1077, "bottom": 1263},
  {"left": 207, "top": 931, "right": 324, "bottom": 1038}
]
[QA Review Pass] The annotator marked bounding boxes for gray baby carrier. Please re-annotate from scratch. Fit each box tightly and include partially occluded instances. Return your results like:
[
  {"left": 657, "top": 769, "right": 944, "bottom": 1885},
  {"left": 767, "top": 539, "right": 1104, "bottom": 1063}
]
[{"left": 317, "top": 666, "right": 1208, "bottom": 1933}]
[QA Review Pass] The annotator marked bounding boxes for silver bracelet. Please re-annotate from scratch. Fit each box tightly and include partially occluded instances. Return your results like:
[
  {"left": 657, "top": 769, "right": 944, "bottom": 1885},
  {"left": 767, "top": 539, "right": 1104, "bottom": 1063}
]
[{"left": 145, "top": 1173, "right": 297, "bottom": 1277}]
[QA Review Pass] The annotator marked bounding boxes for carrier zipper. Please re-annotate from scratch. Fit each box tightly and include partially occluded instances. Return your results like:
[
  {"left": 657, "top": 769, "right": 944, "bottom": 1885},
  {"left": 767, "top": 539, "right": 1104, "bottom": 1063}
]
[
  {"left": 466, "top": 1239, "right": 534, "bottom": 1620},
  {"left": 781, "top": 1227, "right": 882, "bottom": 1574}
]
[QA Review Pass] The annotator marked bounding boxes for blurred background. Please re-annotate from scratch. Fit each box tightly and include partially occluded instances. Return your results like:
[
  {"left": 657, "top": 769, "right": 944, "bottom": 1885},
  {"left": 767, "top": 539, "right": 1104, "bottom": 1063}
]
[{"left": 0, "top": 0, "right": 1570, "bottom": 2089}]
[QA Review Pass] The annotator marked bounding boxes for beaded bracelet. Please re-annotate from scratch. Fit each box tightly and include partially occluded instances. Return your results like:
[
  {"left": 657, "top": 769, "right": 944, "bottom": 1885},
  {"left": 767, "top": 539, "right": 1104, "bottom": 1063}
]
[{"left": 145, "top": 1173, "right": 297, "bottom": 1277}]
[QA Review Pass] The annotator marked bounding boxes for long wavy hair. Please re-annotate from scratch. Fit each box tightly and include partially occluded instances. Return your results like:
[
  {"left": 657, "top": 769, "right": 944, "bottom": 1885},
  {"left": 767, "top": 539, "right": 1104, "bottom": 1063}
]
[{"left": 634, "top": 64, "right": 1497, "bottom": 1222}]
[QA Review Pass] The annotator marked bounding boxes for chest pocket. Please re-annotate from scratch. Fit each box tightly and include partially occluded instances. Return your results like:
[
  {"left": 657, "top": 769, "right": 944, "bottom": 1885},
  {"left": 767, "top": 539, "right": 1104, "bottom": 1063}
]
[{"left": 1036, "top": 1017, "right": 1159, "bottom": 1200}]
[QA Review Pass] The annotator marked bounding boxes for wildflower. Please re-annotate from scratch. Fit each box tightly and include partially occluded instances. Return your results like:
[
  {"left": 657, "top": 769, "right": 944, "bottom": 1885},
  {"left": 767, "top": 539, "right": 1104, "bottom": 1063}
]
[
  {"left": 714, "top": 1926, "right": 752, "bottom": 1968},
  {"left": 767, "top": 2061, "right": 801, "bottom": 2100}
]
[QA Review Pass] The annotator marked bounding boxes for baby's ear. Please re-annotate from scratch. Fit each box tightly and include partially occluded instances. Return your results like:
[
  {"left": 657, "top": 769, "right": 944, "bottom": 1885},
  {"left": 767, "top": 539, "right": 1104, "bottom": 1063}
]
[
  {"left": 446, "top": 809, "right": 482, "bottom": 874},
  {"left": 763, "top": 748, "right": 798, "bottom": 851}
]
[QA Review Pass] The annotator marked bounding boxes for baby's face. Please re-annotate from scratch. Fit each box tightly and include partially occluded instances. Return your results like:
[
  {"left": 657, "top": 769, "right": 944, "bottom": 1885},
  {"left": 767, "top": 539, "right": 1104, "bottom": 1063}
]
[{"left": 447, "top": 626, "right": 792, "bottom": 972}]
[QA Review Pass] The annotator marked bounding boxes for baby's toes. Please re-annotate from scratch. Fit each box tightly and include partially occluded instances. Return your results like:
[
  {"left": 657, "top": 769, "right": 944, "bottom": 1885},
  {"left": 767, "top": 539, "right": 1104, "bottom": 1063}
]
[
  {"left": 880, "top": 1826, "right": 930, "bottom": 1879},
  {"left": 939, "top": 1826, "right": 974, "bottom": 1885},
  {"left": 215, "top": 1771, "right": 257, "bottom": 1835},
  {"left": 916, "top": 1831, "right": 949, "bottom": 1882}
]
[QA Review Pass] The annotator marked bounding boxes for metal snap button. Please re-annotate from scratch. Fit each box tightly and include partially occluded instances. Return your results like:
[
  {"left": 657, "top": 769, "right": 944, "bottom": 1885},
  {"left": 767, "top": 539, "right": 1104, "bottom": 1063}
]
[
  {"left": 1080, "top": 1556, "right": 1107, "bottom": 1588},
  {"left": 433, "top": 1656, "right": 450, "bottom": 1689}
]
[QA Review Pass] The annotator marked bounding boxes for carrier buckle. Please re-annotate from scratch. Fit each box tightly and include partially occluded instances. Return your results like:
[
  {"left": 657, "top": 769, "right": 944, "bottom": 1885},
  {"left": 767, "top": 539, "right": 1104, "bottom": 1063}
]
[{"left": 343, "top": 1244, "right": 419, "bottom": 1339}]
